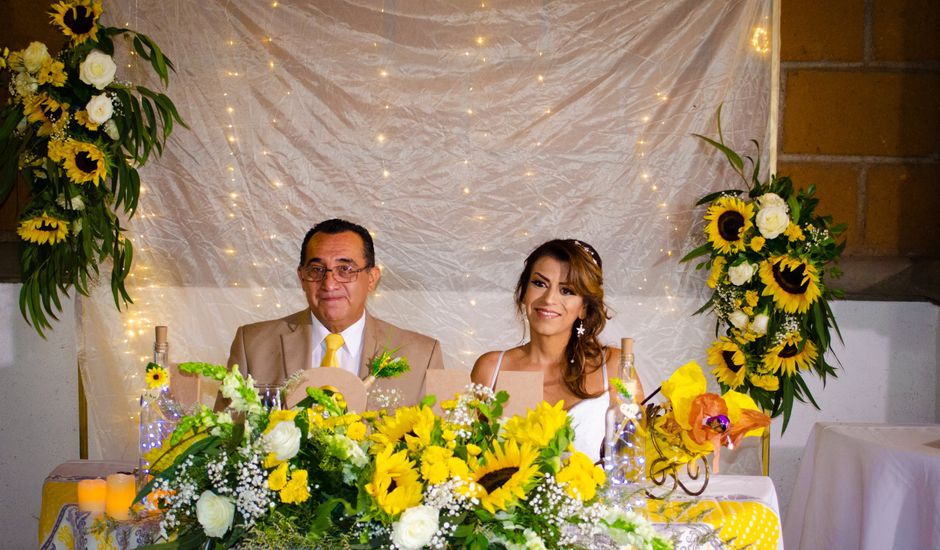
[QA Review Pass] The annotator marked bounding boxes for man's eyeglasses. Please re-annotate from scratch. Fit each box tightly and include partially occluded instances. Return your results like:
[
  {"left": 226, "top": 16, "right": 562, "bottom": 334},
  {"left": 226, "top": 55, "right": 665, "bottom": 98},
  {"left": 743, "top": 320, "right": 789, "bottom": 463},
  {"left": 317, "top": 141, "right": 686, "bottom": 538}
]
[{"left": 299, "top": 264, "right": 370, "bottom": 283}]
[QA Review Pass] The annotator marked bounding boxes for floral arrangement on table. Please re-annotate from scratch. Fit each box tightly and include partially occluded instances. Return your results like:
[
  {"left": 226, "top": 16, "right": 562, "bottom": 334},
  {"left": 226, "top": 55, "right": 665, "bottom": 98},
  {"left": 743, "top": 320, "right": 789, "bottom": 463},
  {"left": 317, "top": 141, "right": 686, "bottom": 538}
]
[
  {"left": 682, "top": 109, "right": 846, "bottom": 431},
  {"left": 644, "top": 361, "right": 770, "bottom": 484},
  {"left": 136, "top": 362, "right": 673, "bottom": 550},
  {"left": 0, "top": 0, "right": 185, "bottom": 335}
]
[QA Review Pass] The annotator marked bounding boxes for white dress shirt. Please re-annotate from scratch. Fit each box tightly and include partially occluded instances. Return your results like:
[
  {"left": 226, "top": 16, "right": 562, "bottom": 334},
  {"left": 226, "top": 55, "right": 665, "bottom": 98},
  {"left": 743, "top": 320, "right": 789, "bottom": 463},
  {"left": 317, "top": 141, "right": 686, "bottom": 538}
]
[{"left": 310, "top": 311, "right": 366, "bottom": 377}]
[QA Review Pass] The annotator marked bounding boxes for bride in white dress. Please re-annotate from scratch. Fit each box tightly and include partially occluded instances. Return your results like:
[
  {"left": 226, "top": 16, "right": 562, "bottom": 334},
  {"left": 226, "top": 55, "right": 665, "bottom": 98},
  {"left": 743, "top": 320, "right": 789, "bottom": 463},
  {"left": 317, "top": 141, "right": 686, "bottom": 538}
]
[{"left": 470, "top": 239, "right": 643, "bottom": 463}]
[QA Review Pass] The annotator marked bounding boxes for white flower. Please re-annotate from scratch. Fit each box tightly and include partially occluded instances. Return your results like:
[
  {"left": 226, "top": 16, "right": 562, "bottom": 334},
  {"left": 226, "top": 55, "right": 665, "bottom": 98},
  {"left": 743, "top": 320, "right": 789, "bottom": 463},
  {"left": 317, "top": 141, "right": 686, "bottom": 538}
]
[
  {"left": 103, "top": 119, "right": 120, "bottom": 140},
  {"left": 22, "top": 42, "right": 50, "bottom": 73},
  {"left": 506, "top": 529, "right": 547, "bottom": 550},
  {"left": 750, "top": 313, "right": 769, "bottom": 335},
  {"left": 755, "top": 194, "right": 790, "bottom": 239},
  {"left": 13, "top": 71, "right": 38, "bottom": 97},
  {"left": 391, "top": 505, "right": 439, "bottom": 550},
  {"left": 727, "top": 262, "right": 755, "bottom": 286},
  {"left": 262, "top": 420, "right": 301, "bottom": 461},
  {"left": 728, "top": 309, "right": 749, "bottom": 329},
  {"left": 85, "top": 93, "right": 114, "bottom": 124},
  {"left": 56, "top": 194, "right": 85, "bottom": 211},
  {"left": 79, "top": 50, "right": 117, "bottom": 90},
  {"left": 195, "top": 490, "right": 235, "bottom": 538}
]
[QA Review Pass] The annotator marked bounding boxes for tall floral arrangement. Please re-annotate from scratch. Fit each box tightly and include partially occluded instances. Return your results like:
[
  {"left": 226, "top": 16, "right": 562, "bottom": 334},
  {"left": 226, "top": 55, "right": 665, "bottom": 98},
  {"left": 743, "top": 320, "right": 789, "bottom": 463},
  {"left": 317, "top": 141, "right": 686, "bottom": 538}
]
[
  {"left": 0, "top": 0, "right": 184, "bottom": 335},
  {"left": 136, "top": 362, "right": 672, "bottom": 549},
  {"left": 682, "top": 109, "right": 845, "bottom": 431}
]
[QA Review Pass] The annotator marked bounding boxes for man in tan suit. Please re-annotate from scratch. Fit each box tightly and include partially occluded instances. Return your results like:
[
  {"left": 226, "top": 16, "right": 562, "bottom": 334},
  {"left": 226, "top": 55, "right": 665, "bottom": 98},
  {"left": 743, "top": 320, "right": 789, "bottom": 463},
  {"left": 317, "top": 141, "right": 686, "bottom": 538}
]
[{"left": 227, "top": 219, "right": 443, "bottom": 406}]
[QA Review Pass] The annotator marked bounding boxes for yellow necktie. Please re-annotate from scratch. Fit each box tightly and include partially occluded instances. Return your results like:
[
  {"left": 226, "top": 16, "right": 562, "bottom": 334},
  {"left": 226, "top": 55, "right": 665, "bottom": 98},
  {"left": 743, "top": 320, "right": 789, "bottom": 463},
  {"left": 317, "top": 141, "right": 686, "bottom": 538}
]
[{"left": 321, "top": 333, "right": 344, "bottom": 368}]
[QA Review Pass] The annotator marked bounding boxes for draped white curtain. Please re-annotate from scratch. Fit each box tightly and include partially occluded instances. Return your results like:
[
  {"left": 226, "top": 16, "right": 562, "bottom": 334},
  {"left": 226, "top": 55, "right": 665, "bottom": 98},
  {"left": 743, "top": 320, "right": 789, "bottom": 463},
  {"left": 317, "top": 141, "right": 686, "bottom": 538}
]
[{"left": 79, "top": 0, "right": 774, "bottom": 459}]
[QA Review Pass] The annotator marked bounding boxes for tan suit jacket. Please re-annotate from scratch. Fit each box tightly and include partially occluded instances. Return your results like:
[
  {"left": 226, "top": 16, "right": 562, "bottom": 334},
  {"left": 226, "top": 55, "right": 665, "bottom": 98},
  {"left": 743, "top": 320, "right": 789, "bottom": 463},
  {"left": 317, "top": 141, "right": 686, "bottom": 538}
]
[{"left": 226, "top": 309, "right": 443, "bottom": 407}]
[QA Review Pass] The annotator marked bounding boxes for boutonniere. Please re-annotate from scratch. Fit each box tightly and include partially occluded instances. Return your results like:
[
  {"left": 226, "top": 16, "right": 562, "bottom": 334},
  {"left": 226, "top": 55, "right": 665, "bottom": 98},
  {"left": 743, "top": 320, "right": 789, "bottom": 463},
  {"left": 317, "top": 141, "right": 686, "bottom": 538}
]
[{"left": 363, "top": 346, "right": 410, "bottom": 388}]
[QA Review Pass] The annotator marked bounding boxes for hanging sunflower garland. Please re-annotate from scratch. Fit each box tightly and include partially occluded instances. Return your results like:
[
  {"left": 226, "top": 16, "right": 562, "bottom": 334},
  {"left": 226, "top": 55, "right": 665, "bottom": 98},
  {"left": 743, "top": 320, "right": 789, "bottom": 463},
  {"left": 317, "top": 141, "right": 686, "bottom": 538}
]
[
  {"left": 682, "top": 108, "right": 846, "bottom": 431},
  {"left": 0, "top": 0, "right": 185, "bottom": 335}
]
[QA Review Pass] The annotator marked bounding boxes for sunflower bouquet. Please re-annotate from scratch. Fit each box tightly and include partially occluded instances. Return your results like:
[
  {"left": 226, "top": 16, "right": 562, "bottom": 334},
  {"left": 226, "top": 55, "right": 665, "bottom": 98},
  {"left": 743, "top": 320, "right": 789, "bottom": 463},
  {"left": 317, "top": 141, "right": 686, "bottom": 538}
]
[
  {"left": 134, "top": 362, "right": 672, "bottom": 550},
  {"left": 0, "top": 0, "right": 184, "bottom": 335},
  {"left": 682, "top": 110, "right": 845, "bottom": 431}
]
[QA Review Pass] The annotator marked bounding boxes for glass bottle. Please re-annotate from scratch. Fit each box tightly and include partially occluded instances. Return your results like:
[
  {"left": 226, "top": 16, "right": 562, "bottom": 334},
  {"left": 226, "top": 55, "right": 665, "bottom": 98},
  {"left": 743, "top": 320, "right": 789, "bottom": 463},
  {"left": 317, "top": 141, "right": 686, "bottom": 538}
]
[
  {"left": 138, "top": 326, "right": 183, "bottom": 488},
  {"left": 603, "top": 337, "right": 647, "bottom": 511}
]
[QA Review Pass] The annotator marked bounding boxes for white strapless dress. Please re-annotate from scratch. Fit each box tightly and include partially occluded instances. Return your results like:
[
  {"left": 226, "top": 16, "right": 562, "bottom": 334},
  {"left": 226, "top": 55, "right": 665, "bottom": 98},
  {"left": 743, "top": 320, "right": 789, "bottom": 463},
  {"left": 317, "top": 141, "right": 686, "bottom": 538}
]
[{"left": 489, "top": 351, "right": 609, "bottom": 463}]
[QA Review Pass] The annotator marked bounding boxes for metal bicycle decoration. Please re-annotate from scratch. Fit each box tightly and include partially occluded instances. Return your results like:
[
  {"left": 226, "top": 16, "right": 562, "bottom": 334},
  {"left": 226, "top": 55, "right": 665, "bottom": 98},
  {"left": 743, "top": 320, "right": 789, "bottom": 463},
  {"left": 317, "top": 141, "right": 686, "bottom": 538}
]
[{"left": 643, "top": 400, "right": 710, "bottom": 499}]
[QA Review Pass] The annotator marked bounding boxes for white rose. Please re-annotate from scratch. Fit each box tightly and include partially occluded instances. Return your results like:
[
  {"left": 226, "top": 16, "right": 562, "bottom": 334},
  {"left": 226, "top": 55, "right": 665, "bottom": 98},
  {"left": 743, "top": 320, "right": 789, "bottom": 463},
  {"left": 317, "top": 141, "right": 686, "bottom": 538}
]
[
  {"left": 391, "top": 505, "right": 440, "bottom": 550},
  {"left": 79, "top": 50, "right": 117, "bottom": 90},
  {"left": 750, "top": 313, "right": 769, "bottom": 335},
  {"left": 262, "top": 420, "right": 301, "bottom": 461},
  {"left": 23, "top": 42, "right": 50, "bottom": 73},
  {"left": 728, "top": 309, "right": 749, "bottom": 329},
  {"left": 756, "top": 204, "right": 790, "bottom": 239},
  {"left": 85, "top": 94, "right": 114, "bottom": 124},
  {"left": 195, "top": 491, "right": 234, "bottom": 538},
  {"left": 13, "top": 71, "right": 38, "bottom": 97},
  {"left": 727, "top": 262, "right": 755, "bottom": 286},
  {"left": 56, "top": 194, "right": 85, "bottom": 211},
  {"left": 104, "top": 119, "right": 120, "bottom": 140},
  {"left": 757, "top": 192, "right": 788, "bottom": 210}
]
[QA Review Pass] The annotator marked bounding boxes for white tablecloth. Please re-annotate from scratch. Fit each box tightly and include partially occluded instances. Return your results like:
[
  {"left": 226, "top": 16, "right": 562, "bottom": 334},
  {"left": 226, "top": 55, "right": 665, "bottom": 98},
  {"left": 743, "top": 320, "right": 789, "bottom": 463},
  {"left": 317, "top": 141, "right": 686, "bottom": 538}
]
[{"left": 783, "top": 423, "right": 940, "bottom": 550}]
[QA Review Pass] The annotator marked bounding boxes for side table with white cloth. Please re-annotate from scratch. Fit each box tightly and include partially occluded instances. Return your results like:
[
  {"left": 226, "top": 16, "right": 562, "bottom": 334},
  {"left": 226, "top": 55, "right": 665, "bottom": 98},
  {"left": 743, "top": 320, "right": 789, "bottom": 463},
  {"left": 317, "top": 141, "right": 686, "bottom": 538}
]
[{"left": 783, "top": 422, "right": 940, "bottom": 550}]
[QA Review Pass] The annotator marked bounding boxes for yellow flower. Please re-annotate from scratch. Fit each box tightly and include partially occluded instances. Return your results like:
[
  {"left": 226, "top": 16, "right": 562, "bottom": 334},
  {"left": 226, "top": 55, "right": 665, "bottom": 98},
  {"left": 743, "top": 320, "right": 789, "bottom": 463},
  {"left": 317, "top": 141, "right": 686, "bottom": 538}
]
[
  {"left": 501, "top": 400, "right": 568, "bottom": 448},
  {"left": 441, "top": 399, "right": 457, "bottom": 410},
  {"left": 465, "top": 443, "right": 482, "bottom": 456},
  {"left": 280, "top": 469, "right": 310, "bottom": 504},
  {"left": 763, "top": 333, "right": 818, "bottom": 376},
  {"left": 785, "top": 222, "right": 805, "bottom": 242},
  {"left": 268, "top": 463, "right": 289, "bottom": 491},
  {"left": 143, "top": 431, "right": 206, "bottom": 473},
  {"left": 370, "top": 405, "right": 435, "bottom": 454},
  {"left": 36, "top": 57, "right": 67, "bottom": 86},
  {"left": 749, "top": 236, "right": 765, "bottom": 252},
  {"left": 745, "top": 290, "right": 759, "bottom": 308},
  {"left": 556, "top": 451, "right": 605, "bottom": 501},
  {"left": 749, "top": 373, "right": 779, "bottom": 391},
  {"left": 707, "top": 337, "right": 747, "bottom": 389},
  {"left": 704, "top": 196, "right": 755, "bottom": 254},
  {"left": 145, "top": 365, "right": 169, "bottom": 389},
  {"left": 17, "top": 212, "right": 69, "bottom": 245},
  {"left": 365, "top": 447, "right": 423, "bottom": 515},
  {"left": 707, "top": 256, "right": 726, "bottom": 289},
  {"left": 23, "top": 94, "right": 70, "bottom": 136},
  {"left": 346, "top": 421, "right": 367, "bottom": 441},
  {"left": 49, "top": 0, "right": 103, "bottom": 44},
  {"left": 758, "top": 255, "right": 822, "bottom": 314},
  {"left": 61, "top": 140, "right": 108, "bottom": 186},
  {"left": 74, "top": 110, "right": 99, "bottom": 131},
  {"left": 420, "top": 446, "right": 454, "bottom": 484},
  {"left": 464, "top": 439, "right": 540, "bottom": 513}
]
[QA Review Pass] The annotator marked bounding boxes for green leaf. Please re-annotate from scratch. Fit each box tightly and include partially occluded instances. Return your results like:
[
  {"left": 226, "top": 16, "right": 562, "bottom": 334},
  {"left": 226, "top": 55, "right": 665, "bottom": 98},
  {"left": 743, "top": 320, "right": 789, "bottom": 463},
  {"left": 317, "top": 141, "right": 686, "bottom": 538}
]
[
  {"left": 680, "top": 243, "right": 712, "bottom": 263},
  {"left": 694, "top": 188, "right": 745, "bottom": 206},
  {"left": 693, "top": 134, "right": 744, "bottom": 172}
]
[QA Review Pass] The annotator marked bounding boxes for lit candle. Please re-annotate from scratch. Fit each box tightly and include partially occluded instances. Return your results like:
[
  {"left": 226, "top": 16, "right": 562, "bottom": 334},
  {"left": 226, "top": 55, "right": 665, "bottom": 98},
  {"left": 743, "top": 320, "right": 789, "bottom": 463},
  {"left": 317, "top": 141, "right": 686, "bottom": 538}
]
[
  {"left": 105, "top": 473, "right": 136, "bottom": 521},
  {"left": 77, "top": 478, "right": 107, "bottom": 516}
]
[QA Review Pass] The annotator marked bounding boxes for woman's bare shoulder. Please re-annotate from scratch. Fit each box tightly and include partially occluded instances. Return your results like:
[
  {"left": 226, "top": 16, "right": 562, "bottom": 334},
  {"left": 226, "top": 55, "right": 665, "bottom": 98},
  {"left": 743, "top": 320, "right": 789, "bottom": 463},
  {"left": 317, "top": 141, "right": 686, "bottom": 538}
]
[{"left": 470, "top": 350, "right": 503, "bottom": 385}]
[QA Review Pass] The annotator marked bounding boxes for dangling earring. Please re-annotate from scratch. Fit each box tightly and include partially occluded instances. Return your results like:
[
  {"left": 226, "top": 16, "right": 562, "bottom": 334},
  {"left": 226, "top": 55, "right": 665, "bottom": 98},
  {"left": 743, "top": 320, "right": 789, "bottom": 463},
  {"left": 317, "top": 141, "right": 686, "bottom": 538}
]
[{"left": 575, "top": 319, "right": 586, "bottom": 338}]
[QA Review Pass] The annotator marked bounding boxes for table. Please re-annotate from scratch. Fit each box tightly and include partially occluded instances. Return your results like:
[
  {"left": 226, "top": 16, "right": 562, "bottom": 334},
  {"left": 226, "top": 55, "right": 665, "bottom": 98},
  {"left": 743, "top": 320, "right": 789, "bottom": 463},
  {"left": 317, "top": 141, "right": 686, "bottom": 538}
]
[{"left": 783, "top": 423, "right": 940, "bottom": 550}]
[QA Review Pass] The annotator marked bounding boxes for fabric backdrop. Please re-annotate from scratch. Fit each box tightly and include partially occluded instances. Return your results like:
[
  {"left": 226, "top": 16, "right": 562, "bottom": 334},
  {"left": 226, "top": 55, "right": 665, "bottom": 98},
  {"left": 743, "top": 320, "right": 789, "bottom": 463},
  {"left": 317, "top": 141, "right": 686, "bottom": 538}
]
[{"left": 78, "top": 0, "right": 774, "bottom": 459}]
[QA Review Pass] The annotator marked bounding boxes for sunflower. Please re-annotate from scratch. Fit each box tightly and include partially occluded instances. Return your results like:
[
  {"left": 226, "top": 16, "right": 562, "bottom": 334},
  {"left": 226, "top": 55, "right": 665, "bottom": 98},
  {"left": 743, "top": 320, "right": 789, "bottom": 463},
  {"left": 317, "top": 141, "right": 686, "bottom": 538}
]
[
  {"left": 707, "top": 337, "right": 747, "bottom": 389},
  {"left": 748, "top": 373, "right": 779, "bottom": 392},
  {"left": 23, "top": 94, "right": 70, "bottom": 137},
  {"left": 370, "top": 405, "right": 435, "bottom": 454},
  {"left": 704, "top": 196, "right": 754, "bottom": 254},
  {"left": 61, "top": 140, "right": 108, "bottom": 185},
  {"left": 707, "top": 256, "right": 726, "bottom": 289},
  {"left": 49, "top": 0, "right": 103, "bottom": 44},
  {"left": 763, "top": 333, "right": 819, "bottom": 376},
  {"left": 501, "top": 400, "right": 569, "bottom": 448},
  {"left": 145, "top": 365, "right": 169, "bottom": 389},
  {"left": 758, "top": 255, "right": 822, "bottom": 314},
  {"left": 464, "top": 439, "right": 540, "bottom": 513},
  {"left": 365, "top": 447, "right": 423, "bottom": 516},
  {"left": 17, "top": 212, "right": 69, "bottom": 245}
]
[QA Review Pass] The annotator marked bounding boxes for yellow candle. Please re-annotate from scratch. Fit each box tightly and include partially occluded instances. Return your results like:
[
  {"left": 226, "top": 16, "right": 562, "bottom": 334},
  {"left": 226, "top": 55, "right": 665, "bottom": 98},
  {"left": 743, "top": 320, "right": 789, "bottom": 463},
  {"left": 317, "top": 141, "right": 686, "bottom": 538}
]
[
  {"left": 105, "top": 473, "right": 136, "bottom": 521},
  {"left": 77, "top": 478, "right": 107, "bottom": 516}
]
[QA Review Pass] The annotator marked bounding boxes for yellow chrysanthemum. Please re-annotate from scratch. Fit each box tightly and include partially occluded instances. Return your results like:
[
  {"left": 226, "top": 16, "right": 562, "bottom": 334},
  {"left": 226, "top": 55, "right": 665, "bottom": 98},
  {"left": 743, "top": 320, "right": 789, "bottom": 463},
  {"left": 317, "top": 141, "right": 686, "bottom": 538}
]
[
  {"left": 745, "top": 290, "right": 759, "bottom": 308},
  {"left": 707, "top": 256, "right": 726, "bottom": 289},
  {"left": 262, "top": 410, "right": 298, "bottom": 435},
  {"left": 501, "top": 400, "right": 569, "bottom": 448},
  {"left": 268, "top": 462, "right": 289, "bottom": 491},
  {"left": 23, "top": 94, "right": 70, "bottom": 136},
  {"left": 420, "top": 445, "right": 454, "bottom": 484},
  {"left": 749, "top": 373, "right": 780, "bottom": 392},
  {"left": 36, "top": 57, "right": 67, "bottom": 87},
  {"left": 464, "top": 439, "right": 540, "bottom": 513},
  {"left": 556, "top": 451, "right": 605, "bottom": 501},
  {"left": 785, "top": 222, "right": 805, "bottom": 242},
  {"left": 758, "top": 255, "right": 822, "bottom": 314},
  {"left": 749, "top": 236, "right": 765, "bottom": 252},
  {"left": 49, "top": 0, "right": 103, "bottom": 44},
  {"left": 61, "top": 140, "right": 108, "bottom": 186},
  {"left": 370, "top": 405, "right": 436, "bottom": 454},
  {"left": 346, "top": 421, "right": 367, "bottom": 441},
  {"left": 465, "top": 443, "right": 482, "bottom": 457},
  {"left": 704, "top": 196, "right": 755, "bottom": 254},
  {"left": 707, "top": 337, "right": 747, "bottom": 389},
  {"left": 74, "top": 110, "right": 99, "bottom": 131},
  {"left": 280, "top": 469, "right": 310, "bottom": 504},
  {"left": 365, "top": 447, "right": 423, "bottom": 516},
  {"left": 145, "top": 365, "right": 169, "bottom": 389},
  {"left": 763, "top": 333, "right": 819, "bottom": 376},
  {"left": 17, "top": 212, "right": 69, "bottom": 245}
]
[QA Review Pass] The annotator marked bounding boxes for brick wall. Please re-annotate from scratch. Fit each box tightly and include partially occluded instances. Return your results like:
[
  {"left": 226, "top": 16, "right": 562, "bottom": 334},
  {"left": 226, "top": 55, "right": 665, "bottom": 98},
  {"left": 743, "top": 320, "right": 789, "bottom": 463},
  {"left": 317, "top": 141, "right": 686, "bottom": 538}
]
[{"left": 779, "top": 0, "right": 940, "bottom": 259}]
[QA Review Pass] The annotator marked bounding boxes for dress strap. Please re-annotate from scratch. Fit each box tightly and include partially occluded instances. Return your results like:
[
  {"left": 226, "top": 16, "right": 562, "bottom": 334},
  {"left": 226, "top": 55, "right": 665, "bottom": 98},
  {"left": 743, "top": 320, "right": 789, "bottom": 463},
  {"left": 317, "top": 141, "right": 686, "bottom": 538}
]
[
  {"left": 602, "top": 361, "right": 609, "bottom": 391},
  {"left": 489, "top": 350, "right": 507, "bottom": 390}
]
